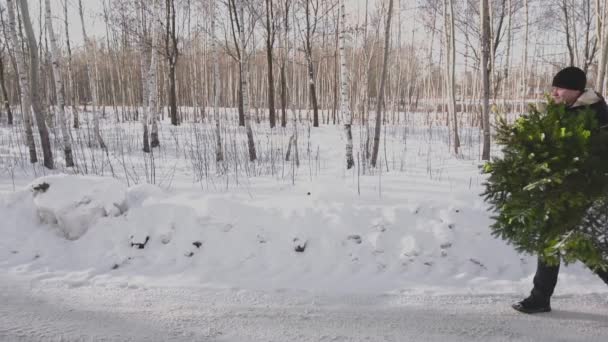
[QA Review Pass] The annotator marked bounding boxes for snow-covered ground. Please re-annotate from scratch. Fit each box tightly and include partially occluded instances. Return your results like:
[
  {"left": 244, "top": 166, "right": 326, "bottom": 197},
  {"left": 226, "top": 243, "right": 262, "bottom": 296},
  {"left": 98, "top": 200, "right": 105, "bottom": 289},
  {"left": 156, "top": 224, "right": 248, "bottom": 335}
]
[
  {"left": 1, "top": 272, "right": 607, "bottom": 342},
  {"left": 0, "top": 114, "right": 607, "bottom": 340}
]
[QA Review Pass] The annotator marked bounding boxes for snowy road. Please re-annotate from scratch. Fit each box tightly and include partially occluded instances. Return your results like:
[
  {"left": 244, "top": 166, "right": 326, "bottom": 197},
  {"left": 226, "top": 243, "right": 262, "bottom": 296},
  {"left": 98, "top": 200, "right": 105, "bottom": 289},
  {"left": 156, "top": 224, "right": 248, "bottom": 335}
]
[{"left": 1, "top": 274, "right": 607, "bottom": 342}]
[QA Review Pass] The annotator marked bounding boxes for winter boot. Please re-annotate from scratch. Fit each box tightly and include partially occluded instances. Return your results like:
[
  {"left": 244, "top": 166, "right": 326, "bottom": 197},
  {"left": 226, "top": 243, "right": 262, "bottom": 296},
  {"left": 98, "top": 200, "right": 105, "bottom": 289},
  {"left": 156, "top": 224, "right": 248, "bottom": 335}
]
[{"left": 512, "top": 295, "right": 551, "bottom": 314}]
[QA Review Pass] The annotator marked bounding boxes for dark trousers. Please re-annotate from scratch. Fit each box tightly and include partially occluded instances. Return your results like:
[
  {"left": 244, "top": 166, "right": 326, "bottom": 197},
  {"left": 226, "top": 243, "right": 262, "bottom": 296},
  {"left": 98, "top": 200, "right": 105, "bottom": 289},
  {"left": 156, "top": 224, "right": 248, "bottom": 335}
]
[{"left": 532, "top": 257, "right": 608, "bottom": 300}]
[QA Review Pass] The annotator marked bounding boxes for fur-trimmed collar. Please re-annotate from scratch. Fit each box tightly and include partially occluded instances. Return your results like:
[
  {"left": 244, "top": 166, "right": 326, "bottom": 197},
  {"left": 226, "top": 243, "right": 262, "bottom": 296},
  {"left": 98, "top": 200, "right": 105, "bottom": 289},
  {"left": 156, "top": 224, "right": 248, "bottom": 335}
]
[{"left": 570, "top": 88, "right": 602, "bottom": 108}]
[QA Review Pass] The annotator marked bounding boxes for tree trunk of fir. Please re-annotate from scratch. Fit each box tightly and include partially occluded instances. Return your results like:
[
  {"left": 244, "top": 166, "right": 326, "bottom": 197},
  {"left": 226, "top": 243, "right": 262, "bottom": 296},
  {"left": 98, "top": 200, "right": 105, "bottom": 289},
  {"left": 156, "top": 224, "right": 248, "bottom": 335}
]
[
  {"left": 370, "top": 0, "right": 393, "bottom": 168},
  {"left": 45, "top": 0, "right": 74, "bottom": 167},
  {"left": 7, "top": 0, "right": 37, "bottom": 163}
]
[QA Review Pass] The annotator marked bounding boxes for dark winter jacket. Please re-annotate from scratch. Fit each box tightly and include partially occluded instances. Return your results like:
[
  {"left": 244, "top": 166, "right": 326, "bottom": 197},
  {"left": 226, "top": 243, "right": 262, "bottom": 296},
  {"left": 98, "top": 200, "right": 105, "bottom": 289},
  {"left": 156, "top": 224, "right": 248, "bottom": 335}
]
[{"left": 566, "top": 89, "right": 608, "bottom": 128}]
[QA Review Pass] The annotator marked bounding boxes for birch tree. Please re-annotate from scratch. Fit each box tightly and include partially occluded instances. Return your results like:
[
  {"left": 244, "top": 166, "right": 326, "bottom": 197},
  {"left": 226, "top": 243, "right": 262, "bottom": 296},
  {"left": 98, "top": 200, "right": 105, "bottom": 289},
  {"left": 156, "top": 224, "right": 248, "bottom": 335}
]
[
  {"left": 236, "top": 0, "right": 256, "bottom": 161},
  {"left": 444, "top": 0, "right": 459, "bottom": 154},
  {"left": 165, "top": 0, "right": 179, "bottom": 126},
  {"left": 279, "top": 0, "right": 291, "bottom": 128},
  {"left": 79, "top": 0, "right": 106, "bottom": 149},
  {"left": 7, "top": 0, "right": 36, "bottom": 163},
  {"left": 0, "top": 44, "right": 13, "bottom": 125},
  {"left": 45, "top": 0, "right": 74, "bottom": 167},
  {"left": 137, "top": 0, "right": 151, "bottom": 153},
  {"left": 302, "top": 0, "right": 320, "bottom": 128},
  {"left": 520, "top": 0, "right": 529, "bottom": 112},
  {"left": 63, "top": 0, "right": 79, "bottom": 128},
  {"left": 339, "top": 0, "right": 353, "bottom": 169},
  {"left": 226, "top": 0, "right": 244, "bottom": 126},
  {"left": 370, "top": 0, "right": 393, "bottom": 168},
  {"left": 18, "top": 0, "right": 53, "bottom": 169},
  {"left": 211, "top": 1, "right": 222, "bottom": 162},
  {"left": 149, "top": 0, "right": 160, "bottom": 148},
  {"left": 596, "top": 1, "right": 608, "bottom": 93},
  {"left": 481, "top": 0, "right": 491, "bottom": 160}
]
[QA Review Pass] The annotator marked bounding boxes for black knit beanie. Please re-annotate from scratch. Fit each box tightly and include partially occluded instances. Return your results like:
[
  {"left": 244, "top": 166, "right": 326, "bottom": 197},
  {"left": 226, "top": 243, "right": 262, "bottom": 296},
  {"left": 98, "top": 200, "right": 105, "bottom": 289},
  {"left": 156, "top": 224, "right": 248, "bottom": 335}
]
[{"left": 552, "top": 66, "right": 586, "bottom": 91}]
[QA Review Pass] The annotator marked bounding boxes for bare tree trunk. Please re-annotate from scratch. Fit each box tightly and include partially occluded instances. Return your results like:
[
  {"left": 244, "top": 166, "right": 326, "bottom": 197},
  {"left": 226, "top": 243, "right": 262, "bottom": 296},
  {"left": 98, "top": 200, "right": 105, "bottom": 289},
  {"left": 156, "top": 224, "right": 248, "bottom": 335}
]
[
  {"left": 63, "top": 0, "right": 79, "bottom": 129},
  {"left": 339, "top": 0, "right": 354, "bottom": 169},
  {"left": 304, "top": 0, "right": 319, "bottom": 127},
  {"left": 596, "top": 2, "right": 608, "bottom": 93},
  {"left": 18, "top": 0, "right": 53, "bottom": 169},
  {"left": 265, "top": 0, "right": 276, "bottom": 128},
  {"left": 286, "top": 5, "right": 299, "bottom": 167},
  {"left": 596, "top": 0, "right": 602, "bottom": 47},
  {"left": 149, "top": 0, "right": 160, "bottom": 148},
  {"left": 238, "top": 1, "right": 256, "bottom": 161},
  {"left": 520, "top": 0, "right": 529, "bottom": 112},
  {"left": 444, "top": 0, "right": 459, "bottom": 154},
  {"left": 481, "top": 0, "right": 491, "bottom": 160},
  {"left": 79, "top": 0, "right": 105, "bottom": 149},
  {"left": 280, "top": 0, "right": 289, "bottom": 128},
  {"left": 502, "top": 0, "right": 513, "bottom": 107},
  {"left": 227, "top": 0, "right": 245, "bottom": 126},
  {"left": 137, "top": 0, "right": 150, "bottom": 153},
  {"left": 166, "top": 0, "right": 179, "bottom": 126},
  {"left": 561, "top": 0, "right": 575, "bottom": 66},
  {"left": 370, "top": 0, "right": 393, "bottom": 168},
  {"left": 0, "top": 54, "right": 13, "bottom": 125},
  {"left": 45, "top": 0, "right": 73, "bottom": 167},
  {"left": 211, "top": 1, "right": 223, "bottom": 162},
  {"left": 7, "top": 0, "right": 36, "bottom": 163}
]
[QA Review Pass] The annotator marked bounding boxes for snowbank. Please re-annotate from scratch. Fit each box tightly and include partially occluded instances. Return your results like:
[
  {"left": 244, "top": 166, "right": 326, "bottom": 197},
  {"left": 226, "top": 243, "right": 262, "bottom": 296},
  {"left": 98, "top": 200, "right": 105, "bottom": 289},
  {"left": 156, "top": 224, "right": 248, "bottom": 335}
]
[
  {"left": 1, "top": 173, "right": 606, "bottom": 295},
  {"left": 26, "top": 175, "right": 128, "bottom": 240}
]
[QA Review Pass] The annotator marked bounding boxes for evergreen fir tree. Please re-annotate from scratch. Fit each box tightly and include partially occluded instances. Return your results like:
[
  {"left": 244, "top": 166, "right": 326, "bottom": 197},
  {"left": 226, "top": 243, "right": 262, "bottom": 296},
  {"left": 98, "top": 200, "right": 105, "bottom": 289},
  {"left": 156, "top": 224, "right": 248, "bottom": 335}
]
[{"left": 482, "top": 101, "right": 608, "bottom": 269}]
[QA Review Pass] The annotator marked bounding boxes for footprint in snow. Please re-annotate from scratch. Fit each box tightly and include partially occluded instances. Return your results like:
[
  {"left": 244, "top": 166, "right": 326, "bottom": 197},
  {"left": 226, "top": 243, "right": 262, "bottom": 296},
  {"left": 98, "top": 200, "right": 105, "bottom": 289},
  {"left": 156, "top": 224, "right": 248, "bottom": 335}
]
[
  {"left": 347, "top": 235, "right": 362, "bottom": 244},
  {"left": 293, "top": 238, "right": 307, "bottom": 253}
]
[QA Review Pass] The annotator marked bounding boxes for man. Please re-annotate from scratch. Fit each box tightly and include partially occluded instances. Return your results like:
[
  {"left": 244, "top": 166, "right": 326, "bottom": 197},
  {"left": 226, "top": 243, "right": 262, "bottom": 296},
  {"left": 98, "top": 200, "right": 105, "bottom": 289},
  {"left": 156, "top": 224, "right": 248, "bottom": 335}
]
[{"left": 512, "top": 66, "right": 608, "bottom": 314}]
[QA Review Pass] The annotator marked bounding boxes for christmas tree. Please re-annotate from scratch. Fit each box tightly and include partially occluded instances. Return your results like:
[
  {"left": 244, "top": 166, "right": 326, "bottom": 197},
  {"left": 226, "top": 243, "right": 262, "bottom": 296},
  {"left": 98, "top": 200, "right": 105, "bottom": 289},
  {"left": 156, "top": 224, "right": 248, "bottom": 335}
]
[{"left": 482, "top": 100, "right": 608, "bottom": 269}]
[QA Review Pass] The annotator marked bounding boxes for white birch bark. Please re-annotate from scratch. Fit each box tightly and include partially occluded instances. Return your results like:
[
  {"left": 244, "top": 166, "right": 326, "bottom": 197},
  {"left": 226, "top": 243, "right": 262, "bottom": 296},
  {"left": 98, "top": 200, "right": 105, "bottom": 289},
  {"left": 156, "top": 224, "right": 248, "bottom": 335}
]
[
  {"left": 137, "top": 0, "right": 150, "bottom": 153},
  {"left": 19, "top": 0, "right": 54, "bottom": 169},
  {"left": 45, "top": 0, "right": 74, "bottom": 167},
  {"left": 596, "top": 3, "right": 608, "bottom": 93},
  {"left": 149, "top": 0, "right": 160, "bottom": 148},
  {"left": 520, "top": 0, "right": 529, "bottom": 112},
  {"left": 6, "top": 0, "right": 36, "bottom": 163},
  {"left": 211, "top": 1, "right": 223, "bottom": 162},
  {"left": 447, "top": 0, "right": 459, "bottom": 154},
  {"left": 238, "top": 1, "right": 256, "bottom": 162},
  {"left": 481, "top": 0, "right": 491, "bottom": 160},
  {"left": 339, "top": 0, "right": 354, "bottom": 169}
]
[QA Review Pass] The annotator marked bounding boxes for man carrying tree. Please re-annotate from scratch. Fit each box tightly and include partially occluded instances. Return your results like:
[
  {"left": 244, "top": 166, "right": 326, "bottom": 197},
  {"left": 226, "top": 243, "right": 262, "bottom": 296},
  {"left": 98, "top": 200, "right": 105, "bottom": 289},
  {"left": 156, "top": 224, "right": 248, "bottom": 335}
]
[
  {"left": 508, "top": 66, "right": 608, "bottom": 314},
  {"left": 483, "top": 66, "right": 608, "bottom": 314}
]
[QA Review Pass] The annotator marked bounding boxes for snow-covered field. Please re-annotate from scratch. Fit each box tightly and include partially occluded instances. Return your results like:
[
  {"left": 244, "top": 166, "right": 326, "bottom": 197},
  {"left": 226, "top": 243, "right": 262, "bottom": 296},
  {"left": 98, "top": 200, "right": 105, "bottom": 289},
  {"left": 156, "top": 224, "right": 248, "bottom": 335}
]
[{"left": 0, "top": 112, "right": 607, "bottom": 341}]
